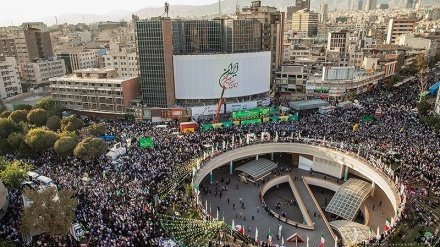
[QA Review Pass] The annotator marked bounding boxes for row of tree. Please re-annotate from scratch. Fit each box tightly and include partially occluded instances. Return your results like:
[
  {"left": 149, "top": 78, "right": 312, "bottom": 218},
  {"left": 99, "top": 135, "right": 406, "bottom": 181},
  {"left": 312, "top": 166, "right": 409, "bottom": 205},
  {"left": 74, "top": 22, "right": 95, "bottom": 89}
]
[{"left": 0, "top": 98, "right": 108, "bottom": 160}]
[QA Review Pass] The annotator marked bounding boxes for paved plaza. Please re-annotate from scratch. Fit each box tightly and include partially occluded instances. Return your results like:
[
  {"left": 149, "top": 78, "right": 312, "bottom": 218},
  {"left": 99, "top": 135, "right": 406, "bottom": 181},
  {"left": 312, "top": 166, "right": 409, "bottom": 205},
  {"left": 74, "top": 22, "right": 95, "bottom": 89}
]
[{"left": 199, "top": 153, "right": 394, "bottom": 246}]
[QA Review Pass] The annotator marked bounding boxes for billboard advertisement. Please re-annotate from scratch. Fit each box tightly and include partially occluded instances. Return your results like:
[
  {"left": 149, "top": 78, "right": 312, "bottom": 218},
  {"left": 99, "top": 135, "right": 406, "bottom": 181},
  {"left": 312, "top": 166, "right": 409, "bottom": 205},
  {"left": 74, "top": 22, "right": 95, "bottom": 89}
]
[
  {"left": 190, "top": 105, "right": 224, "bottom": 117},
  {"left": 174, "top": 52, "right": 271, "bottom": 99},
  {"left": 322, "top": 66, "right": 355, "bottom": 81}
]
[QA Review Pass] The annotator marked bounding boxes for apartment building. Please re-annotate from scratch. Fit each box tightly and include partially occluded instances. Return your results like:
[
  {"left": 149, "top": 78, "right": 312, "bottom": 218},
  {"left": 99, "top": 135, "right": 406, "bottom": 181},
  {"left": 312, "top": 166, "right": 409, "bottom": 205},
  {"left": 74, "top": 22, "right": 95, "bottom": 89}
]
[
  {"left": 13, "top": 28, "right": 53, "bottom": 65},
  {"left": 57, "top": 49, "right": 98, "bottom": 74},
  {"left": 22, "top": 58, "right": 66, "bottom": 86},
  {"left": 102, "top": 43, "right": 138, "bottom": 77},
  {"left": 290, "top": 11, "right": 319, "bottom": 37},
  {"left": 0, "top": 57, "right": 22, "bottom": 99},
  {"left": 275, "top": 64, "right": 310, "bottom": 93},
  {"left": 0, "top": 39, "right": 18, "bottom": 60},
  {"left": 386, "top": 18, "right": 416, "bottom": 45},
  {"left": 49, "top": 68, "right": 140, "bottom": 116}
]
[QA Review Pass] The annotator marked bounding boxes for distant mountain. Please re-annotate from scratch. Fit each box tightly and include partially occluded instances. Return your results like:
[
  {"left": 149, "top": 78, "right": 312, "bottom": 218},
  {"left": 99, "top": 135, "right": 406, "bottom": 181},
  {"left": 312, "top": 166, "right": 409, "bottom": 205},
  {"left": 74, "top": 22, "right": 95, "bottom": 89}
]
[{"left": 12, "top": 0, "right": 439, "bottom": 26}]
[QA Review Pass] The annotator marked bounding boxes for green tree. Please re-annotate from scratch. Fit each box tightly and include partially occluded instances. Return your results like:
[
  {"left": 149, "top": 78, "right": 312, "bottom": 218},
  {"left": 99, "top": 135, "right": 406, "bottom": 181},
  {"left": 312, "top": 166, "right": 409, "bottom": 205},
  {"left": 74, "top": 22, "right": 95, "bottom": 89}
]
[
  {"left": 58, "top": 131, "right": 79, "bottom": 143},
  {"left": 21, "top": 187, "right": 78, "bottom": 239},
  {"left": 46, "top": 115, "right": 61, "bottom": 131},
  {"left": 0, "top": 160, "right": 32, "bottom": 189},
  {"left": 87, "top": 123, "right": 106, "bottom": 136},
  {"left": 0, "top": 110, "right": 11, "bottom": 118},
  {"left": 15, "top": 104, "right": 32, "bottom": 111},
  {"left": 17, "top": 142, "right": 35, "bottom": 159},
  {"left": 54, "top": 136, "right": 78, "bottom": 157},
  {"left": 7, "top": 131, "right": 25, "bottom": 150},
  {"left": 27, "top": 108, "right": 48, "bottom": 127},
  {"left": 9, "top": 110, "right": 29, "bottom": 123},
  {"left": 24, "top": 128, "right": 59, "bottom": 151},
  {"left": 60, "top": 115, "right": 84, "bottom": 132},
  {"left": 74, "top": 137, "right": 108, "bottom": 161},
  {"left": 0, "top": 118, "right": 22, "bottom": 140},
  {"left": 417, "top": 100, "right": 431, "bottom": 116},
  {"left": 35, "top": 98, "right": 62, "bottom": 117}
]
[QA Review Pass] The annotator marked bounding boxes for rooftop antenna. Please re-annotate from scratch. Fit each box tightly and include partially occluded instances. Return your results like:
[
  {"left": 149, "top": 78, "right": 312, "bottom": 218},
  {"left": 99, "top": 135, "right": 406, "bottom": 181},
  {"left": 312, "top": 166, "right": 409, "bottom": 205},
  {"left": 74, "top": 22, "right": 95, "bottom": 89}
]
[
  {"left": 55, "top": 16, "right": 58, "bottom": 26},
  {"left": 83, "top": 14, "right": 85, "bottom": 23}
]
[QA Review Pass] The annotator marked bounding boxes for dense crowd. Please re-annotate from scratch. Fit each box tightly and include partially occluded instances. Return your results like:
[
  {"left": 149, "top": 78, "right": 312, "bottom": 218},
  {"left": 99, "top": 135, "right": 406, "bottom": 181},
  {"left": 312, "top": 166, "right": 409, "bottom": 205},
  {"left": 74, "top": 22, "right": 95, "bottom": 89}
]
[{"left": 1, "top": 73, "right": 439, "bottom": 246}]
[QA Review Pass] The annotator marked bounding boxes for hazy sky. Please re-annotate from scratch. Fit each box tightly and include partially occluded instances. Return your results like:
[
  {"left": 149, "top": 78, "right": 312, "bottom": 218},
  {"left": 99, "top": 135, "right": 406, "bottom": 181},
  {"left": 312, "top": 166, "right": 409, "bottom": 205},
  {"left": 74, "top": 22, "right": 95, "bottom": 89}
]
[{"left": 1, "top": 0, "right": 219, "bottom": 26}]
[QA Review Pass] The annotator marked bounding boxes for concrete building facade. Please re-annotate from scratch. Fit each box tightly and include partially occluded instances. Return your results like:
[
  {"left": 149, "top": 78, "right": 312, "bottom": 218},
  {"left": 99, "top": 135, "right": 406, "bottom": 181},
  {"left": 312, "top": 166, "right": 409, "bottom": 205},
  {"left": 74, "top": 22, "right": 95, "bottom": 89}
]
[
  {"left": 386, "top": 18, "right": 416, "bottom": 45},
  {"left": 102, "top": 46, "right": 138, "bottom": 77},
  {"left": 286, "top": 0, "right": 311, "bottom": 20},
  {"left": 290, "top": 11, "right": 319, "bottom": 37},
  {"left": 0, "top": 57, "right": 22, "bottom": 99},
  {"left": 50, "top": 68, "right": 140, "bottom": 116},
  {"left": 22, "top": 58, "right": 66, "bottom": 86},
  {"left": 57, "top": 49, "right": 98, "bottom": 74},
  {"left": 365, "top": 0, "right": 377, "bottom": 11},
  {"left": 0, "top": 39, "right": 18, "bottom": 60},
  {"left": 319, "top": 4, "right": 329, "bottom": 23},
  {"left": 135, "top": 17, "right": 270, "bottom": 108},
  {"left": 13, "top": 28, "right": 53, "bottom": 65}
]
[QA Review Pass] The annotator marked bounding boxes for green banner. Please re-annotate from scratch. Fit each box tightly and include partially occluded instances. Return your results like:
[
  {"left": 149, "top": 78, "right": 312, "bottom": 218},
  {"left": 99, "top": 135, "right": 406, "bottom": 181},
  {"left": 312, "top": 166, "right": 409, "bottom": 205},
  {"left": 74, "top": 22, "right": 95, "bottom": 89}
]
[
  {"left": 222, "top": 121, "right": 233, "bottom": 128},
  {"left": 259, "top": 107, "right": 270, "bottom": 116},
  {"left": 288, "top": 114, "right": 299, "bottom": 121},
  {"left": 270, "top": 116, "right": 280, "bottom": 122},
  {"left": 241, "top": 118, "right": 261, "bottom": 125},
  {"left": 201, "top": 124, "right": 213, "bottom": 131},
  {"left": 232, "top": 109, "right": 260, "bottom": 119},
  {"left": 362, "top": 115, "right": 374, "bottom": 122},
  {"left": 270, "top": 106, "right": 280, "bottom": 113},
  {"left": 139, "top": 137, "right": 153, "bottom": 148}
]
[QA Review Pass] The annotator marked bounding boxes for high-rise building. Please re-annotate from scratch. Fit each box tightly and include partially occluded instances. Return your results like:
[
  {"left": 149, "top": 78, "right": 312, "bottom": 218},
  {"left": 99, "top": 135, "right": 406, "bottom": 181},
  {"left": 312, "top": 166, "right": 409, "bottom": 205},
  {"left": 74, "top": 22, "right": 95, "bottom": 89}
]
[
  {"left": 238, "top": 1, "right": 284, "bottom": 87},
  {"left": 13, "top": 28, "right": 53, "bottom": 65},
  {"left": 0, "top": 57, "right": 22, "bottom": 99},
  {"left": 286, "top": 0, "right": 310, "bottom": 20},
  {"left": 365, "top": 0, "right": 377, "bottom": 11},
  {"left": 291, "top": 11, "right": 319, "bottom": 37},
  {"left": 415, "top": 0, "right": 422, "bottom": 10},
  {"left": 358, "top": 1, "right": 364, "bottom": 10},
  {"left": 135, "top": 18, "right": 266, "bottom": 107},
  {"left": 386, "top": 18, "right": 416, "bottom": 44},
  {"left": 319, "top": 4, "right": 329, "bottom": 23},
  {"left": 406, "top": 0, "right": 414, "bottom": 9},
  {"left": 326, "top": 32, "right": 350, "bottom": 66},
  {"left": 0, "top": 39, "right": 18, "bottom": 60}
]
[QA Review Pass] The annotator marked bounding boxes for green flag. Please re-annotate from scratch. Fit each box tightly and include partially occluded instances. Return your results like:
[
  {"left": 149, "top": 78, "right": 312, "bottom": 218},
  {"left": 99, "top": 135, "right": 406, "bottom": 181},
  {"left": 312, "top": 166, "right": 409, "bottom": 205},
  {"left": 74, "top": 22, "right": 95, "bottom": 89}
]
[{"left": 139, "top": 137, "right": 153, "bottom": 148}]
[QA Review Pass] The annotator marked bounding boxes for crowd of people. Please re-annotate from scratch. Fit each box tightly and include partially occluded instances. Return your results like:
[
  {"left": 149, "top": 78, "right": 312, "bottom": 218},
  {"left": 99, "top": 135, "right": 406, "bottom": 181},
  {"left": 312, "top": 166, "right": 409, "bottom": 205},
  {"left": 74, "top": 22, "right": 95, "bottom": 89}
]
[{"left": 0, "top": 73, "right": 439, "bottom": 246}]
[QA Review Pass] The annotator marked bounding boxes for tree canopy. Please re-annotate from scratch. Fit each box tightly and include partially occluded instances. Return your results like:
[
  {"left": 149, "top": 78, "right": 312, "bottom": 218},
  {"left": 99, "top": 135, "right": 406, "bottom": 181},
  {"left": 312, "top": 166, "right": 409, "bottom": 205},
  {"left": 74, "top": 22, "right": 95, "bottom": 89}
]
[
  {"left": 87, "top": 123, "right": 106, "bottom": 137},
  {"left": 54, "top": 136, "right": 78, "bottom": 157},
  {"left": 24, "top": 128, "right": 59, "bottom": 151},
  {"left": 9, "top": 110, "right": 29, "bottom": 123},
  {"left": 35, "top": 98, "right": 62, "bottom": 117},
  {"left": 0, "top": 160, "right": 32, "bottom": 189},
  {"left": 21, "top": 187, "right": 78, "bottom": 239},
  {"left": 74, "top": 137, "right": 107, "bottom": 161},
  {"left": 60, "top": 116, "right": 84, "bottom": 132},
  {"left": 27, "top": 108, "right": 48, "bottom": 127},
  {"left": 46, "top": 115, "right": 61, "bottom": 131}
]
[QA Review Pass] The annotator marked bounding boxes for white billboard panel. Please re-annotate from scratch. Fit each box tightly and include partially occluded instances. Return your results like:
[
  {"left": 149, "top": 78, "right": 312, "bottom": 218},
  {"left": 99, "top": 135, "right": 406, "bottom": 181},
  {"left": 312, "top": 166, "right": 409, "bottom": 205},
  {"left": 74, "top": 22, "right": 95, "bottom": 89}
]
[
  {"left": 174, "top": 52, "right": 271, "bottom": 99},
  {"left": 191, "top": 105, "right": 224, "bottom": 117},
  {"left": 225, "top": 101, "right": 258, "bottom": 113},
  {"left": 322, "top": 67, "right": 355, "bottom": 81}
]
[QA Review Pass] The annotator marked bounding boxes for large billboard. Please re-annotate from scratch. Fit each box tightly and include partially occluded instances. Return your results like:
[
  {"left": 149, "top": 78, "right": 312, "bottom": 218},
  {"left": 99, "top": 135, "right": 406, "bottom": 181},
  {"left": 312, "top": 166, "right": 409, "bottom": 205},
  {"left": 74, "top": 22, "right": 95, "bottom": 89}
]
[
  {"left": 174, "top": 52, "right": 271, "bottom": 99},
  {"left": 322, "top": 66, "right": 355, "bottom": 81}
]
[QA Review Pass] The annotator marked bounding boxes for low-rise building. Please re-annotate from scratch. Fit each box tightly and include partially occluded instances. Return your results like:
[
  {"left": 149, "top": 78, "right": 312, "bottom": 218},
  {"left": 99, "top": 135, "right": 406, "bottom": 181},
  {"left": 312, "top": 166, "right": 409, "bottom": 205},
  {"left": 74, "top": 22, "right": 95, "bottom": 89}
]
[
  {"left": 49, "top": 68, "right": 140, "bottom": 117},
  {"left": 0, "top": 57, "right": 22, "bottom": 98},
  {"left": 275, "top": 64, "right": 311, "bottom": 94},
  {"left": 22, "top": 58, "right": 66, "bottom": 86}
]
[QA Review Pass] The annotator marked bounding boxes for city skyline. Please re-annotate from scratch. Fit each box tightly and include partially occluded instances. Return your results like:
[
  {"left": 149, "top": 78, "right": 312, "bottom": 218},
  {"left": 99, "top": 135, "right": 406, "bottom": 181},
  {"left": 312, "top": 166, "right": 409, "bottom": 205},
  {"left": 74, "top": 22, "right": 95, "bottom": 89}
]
[{"left": 0, "top": 0, "right": 219, "bottom": 27}]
